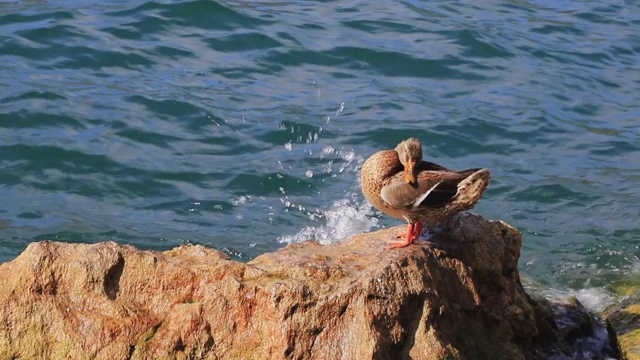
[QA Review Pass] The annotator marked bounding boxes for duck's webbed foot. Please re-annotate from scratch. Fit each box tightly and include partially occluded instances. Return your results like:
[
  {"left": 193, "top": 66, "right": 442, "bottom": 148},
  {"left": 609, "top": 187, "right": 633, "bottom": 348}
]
[{"left": 388, "top": 222, "right": 423, "bottom": 249}]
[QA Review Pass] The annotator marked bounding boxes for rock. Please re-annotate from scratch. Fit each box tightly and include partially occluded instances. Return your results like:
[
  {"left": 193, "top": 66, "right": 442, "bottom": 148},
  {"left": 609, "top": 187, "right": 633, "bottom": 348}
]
[
  {"left": 526, "top": 296, "right": 617, "bottom": 360},
  {"left": 0, "top": 214, "right": 615, "bottom": 359},
  {"left": 603, "top": 291, "right": 640, "bottom": 360}
]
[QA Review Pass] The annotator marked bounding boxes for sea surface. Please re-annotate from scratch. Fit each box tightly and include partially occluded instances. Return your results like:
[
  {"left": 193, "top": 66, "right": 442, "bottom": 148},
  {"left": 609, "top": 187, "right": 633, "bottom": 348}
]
[{"left": 1, "top": 0, "right": 639, "bottom": 313}]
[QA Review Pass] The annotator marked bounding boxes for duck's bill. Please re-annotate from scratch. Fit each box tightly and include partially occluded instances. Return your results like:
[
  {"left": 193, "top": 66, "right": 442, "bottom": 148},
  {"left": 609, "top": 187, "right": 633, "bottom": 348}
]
[{"left": 403, "top": 164, "right": 418, "bottom": 185}]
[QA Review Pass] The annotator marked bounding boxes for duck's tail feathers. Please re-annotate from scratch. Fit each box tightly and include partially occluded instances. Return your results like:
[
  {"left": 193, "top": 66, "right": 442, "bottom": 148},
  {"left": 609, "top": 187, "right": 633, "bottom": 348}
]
[{"left": 454, "top": 168, "right": 491, "bottom": 209}]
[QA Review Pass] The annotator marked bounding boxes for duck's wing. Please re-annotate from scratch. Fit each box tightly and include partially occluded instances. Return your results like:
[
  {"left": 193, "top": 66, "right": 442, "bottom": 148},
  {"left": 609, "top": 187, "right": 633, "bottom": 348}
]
[
  {"left": 380, "top": 168, "right": 485, "bottom": 209},
  {"left": 418, "top": 160, "right": 449, "bottom": 172}
]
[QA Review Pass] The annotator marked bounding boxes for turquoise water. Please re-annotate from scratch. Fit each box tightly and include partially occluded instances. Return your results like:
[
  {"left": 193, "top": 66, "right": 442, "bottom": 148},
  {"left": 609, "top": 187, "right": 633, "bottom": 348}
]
[{"left": 1, "top": 0, "right": 639, "bottom": 309}]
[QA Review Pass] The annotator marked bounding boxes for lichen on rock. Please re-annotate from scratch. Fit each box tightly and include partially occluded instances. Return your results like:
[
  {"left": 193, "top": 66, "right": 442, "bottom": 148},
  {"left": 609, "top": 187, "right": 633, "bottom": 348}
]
[{"left": 603, "top": 290, "right": 640, "bottom": 360}]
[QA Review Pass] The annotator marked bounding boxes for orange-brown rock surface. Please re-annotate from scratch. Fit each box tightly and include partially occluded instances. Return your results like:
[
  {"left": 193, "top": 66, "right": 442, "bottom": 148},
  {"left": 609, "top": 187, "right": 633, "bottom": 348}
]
[
  {"left": 603, "top": 291, "right": 640, "bottom": 360},
  {"left": 0, "top": 214, "right": 614, "bottom": 359}
]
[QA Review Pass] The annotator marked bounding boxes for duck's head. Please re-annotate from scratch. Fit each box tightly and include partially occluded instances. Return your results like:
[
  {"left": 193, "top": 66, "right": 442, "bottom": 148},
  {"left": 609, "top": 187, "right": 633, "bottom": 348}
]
[{"left": 395, "top": 138, "right": 422, "bottom": 186}]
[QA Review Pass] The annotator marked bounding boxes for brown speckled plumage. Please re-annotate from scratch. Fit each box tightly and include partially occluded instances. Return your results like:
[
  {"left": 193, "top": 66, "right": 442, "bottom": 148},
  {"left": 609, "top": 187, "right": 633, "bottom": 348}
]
[{"left": 360, "top": 138, "right": 490, "bottom": 247}]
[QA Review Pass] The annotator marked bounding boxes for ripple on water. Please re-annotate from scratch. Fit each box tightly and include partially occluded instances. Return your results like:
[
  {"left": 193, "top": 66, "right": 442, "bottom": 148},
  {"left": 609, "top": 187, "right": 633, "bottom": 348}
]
[
  {"left": 205, "top": 32, "right": 282, "bottom": 52},
  {"left": 1, "top": 91, "right": 66, "bottom": 103},
  {"left": 0, "top": 111, "right": 83, "bottom": 130}
]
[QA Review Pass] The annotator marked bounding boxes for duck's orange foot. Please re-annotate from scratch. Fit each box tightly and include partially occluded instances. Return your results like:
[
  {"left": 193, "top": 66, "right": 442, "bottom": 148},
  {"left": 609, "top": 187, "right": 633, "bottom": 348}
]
[
  {"left": 387, "top": 236, "right": 413, "bottom": 249},
  {"left": 394, "top": 222, "right": 423, "bottom": 238},
  {"left": 388, "top": 222, "right": 423, "bottom": 249}
]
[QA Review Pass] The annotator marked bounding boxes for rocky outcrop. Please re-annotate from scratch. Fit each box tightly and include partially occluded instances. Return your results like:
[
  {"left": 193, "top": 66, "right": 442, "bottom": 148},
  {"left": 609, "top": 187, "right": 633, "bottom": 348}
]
[
  {"left": 0, "top": 214, "right": 615, "bottom": 359},
  {"left": 603, "top": 291, "right": 640, "bottom": 360}
]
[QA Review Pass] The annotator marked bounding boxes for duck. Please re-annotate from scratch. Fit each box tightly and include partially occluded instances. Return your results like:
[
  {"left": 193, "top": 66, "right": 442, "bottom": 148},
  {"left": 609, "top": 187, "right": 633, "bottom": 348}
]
[{"left": 360, "top": 137, "right": 490, "bottom": 248}]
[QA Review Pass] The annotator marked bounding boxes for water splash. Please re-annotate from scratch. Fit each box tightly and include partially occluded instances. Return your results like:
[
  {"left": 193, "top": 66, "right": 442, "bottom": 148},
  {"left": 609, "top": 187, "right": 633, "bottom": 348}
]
[
  {"left": 277, "top": 143, "right": 373, "bottom": 244},
  {"left": 544, "top": 287, "right": 617, "bottom": 313},
  {"left": 278, "top": 198, "right": 379, "bottom": 245},
  {"left": 319, "top": 145, "right": 361, "bottom": 174}
]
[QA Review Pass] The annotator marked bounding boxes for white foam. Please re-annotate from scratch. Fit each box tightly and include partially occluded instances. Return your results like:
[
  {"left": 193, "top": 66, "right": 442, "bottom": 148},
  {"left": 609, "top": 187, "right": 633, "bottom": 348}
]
[
  {"left": 278, "top": 198, "right": 379, "bottom": 245},
  {"left": 544, "top": 287, "right": 617, "bottom": 313}
]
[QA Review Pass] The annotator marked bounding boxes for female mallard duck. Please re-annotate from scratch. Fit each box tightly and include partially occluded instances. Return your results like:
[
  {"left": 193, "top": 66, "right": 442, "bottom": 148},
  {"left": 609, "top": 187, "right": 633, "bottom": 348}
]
[{"left": 360, "top": 138, "right": 490, "bottom": 248}]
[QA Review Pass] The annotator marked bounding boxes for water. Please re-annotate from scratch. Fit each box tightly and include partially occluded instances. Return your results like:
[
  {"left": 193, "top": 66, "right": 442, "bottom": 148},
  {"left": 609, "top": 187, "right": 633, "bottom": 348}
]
[{"left": 1, "top": 0, "right": 639, "bottom": 313}]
